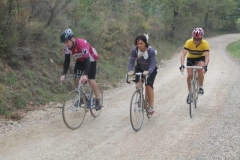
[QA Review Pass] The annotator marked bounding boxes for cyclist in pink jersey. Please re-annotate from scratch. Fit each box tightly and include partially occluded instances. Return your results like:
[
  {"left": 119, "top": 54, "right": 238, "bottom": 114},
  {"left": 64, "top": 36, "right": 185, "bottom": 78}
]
[{"left": 60, "top": 28, "right": 102, "bottom": 111}]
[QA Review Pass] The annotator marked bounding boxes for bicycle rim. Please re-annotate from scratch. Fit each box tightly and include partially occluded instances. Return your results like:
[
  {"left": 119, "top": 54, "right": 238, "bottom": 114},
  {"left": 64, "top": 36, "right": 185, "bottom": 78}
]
[
  {"left": 130, "top": 90, "right": 144, "bottom": 132},
  {"left": 62, "top": 90, "right": 86, "bottom": 130},
  {"left": 90, "top": 89, "right": 103, "bottom": 118}
]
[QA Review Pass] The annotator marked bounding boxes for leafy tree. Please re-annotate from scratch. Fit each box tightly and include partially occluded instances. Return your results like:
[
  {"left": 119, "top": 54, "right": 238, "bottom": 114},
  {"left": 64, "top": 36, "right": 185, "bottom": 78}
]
[
  {"left": 159, "top": 0, "right": 203, "bottom": 39},
  {"left": 203, "top": 0, "right": 237, "bottom": 31},
  {"left": 28, "top": 0, "right": 73, "bottom": 27}
]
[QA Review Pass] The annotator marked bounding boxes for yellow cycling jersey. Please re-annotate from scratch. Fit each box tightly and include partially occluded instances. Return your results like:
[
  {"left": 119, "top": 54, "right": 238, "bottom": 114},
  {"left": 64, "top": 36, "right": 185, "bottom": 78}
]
[{"left": 184, "top": 38, "right": 209, "bottom": 58}]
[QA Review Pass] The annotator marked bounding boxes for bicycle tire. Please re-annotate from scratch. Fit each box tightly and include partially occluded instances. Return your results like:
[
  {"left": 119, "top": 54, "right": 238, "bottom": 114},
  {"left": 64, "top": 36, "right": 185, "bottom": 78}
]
[
  {"left": 194, "top": 74, "right": 199, "bottom": 108},
  {"left": 90, "top": 88, "right": 103, "bottom": 118},
  {"left": 130, "top": 89, "right": 144, "bottom": 132},
  {"left": 62, "top": 90, "right": 87, "bottom": 130},
  {"left": 189, "top": 89, "right": 194, "bottom": 118}
]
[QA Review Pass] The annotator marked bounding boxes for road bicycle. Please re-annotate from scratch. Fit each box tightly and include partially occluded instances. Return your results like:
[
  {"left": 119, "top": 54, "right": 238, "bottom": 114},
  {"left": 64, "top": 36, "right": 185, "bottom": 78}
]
[
  {"left": 184, "top": 64, "right": 203, "bottom": 118},
  {"left": 62, "top": 74, "right": 103, "bottom": 130},
  {"left": 126, "top": 72, "right": 151, "bottom": 132}
]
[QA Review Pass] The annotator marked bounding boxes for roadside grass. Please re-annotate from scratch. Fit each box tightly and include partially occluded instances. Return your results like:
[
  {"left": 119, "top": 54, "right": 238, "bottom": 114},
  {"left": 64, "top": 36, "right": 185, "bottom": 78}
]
[{"left": 226, "top": 40, "right": 240, "bottom": 59}]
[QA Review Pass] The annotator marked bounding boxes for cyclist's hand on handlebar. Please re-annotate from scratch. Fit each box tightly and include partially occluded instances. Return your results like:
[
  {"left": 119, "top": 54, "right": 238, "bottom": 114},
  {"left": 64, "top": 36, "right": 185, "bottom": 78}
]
[
  {"left": 203, "top": 65, "right": 208, "bottom": 73},
  {"left": 143, "top": 70, "right": 149, "bottom": 76},
  {"left": 128, "top": 71, "right": 134, "bottom": 76},
  {"left": 81, "top": 75, "right": 88, "bottom": 84},
  {"left": 179, "top": 65, "right": 185, "bottom": 72}
]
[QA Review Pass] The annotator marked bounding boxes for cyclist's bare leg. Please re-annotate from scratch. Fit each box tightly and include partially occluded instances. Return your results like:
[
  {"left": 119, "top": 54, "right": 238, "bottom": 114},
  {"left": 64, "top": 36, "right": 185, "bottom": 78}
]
[
  {"left": 187, "top": 68, "right": 193, "bottom": 91},
  {"left": 197, "top": 61, "right": 205, "bottom": 86},
  {"left": 146, "top": 85, "right": 154, "bottom": 107},
  {"left": 88, "top": 79, "right": 100, "bottom": 99}
]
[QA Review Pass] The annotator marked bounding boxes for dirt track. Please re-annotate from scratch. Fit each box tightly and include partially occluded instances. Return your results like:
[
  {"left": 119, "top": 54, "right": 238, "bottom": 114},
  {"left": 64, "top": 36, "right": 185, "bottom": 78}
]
[{"left": 0, "top": 34, "right": 240, "bottom": 160}]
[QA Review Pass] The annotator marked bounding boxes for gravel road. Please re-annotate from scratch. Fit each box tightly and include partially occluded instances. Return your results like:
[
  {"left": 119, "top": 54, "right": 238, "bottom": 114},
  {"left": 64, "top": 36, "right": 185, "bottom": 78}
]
[{"left": 0, "top": 34, "right": 240, "bottom": 160}]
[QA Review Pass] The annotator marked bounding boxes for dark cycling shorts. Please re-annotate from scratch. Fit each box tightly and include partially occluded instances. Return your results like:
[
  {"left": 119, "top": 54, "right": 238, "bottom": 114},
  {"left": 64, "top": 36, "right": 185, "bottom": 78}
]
[
  {"left": 135, "top": 65, "right": 158, "bottom": 89},
  {"left": 74, "top": 61, "right": 96, "bottom": 79},
  {"left": 187, "top": 56, "right": 205, "bottom": 66}
]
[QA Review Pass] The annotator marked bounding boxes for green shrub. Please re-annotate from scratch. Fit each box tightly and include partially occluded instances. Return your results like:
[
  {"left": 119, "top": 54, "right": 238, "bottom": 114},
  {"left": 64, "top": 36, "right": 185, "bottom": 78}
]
[{"left": 227, "top": 40, "right": 240, "bottom": 59}]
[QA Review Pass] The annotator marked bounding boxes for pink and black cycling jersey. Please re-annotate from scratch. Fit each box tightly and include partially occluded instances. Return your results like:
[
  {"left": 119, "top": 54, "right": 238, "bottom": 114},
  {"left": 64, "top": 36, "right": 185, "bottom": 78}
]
[
  {"left": 64, "top": 38, "right": 97, "bottom": 62},
  {"left": 62, "top": 38, "right": 99, "bottom": 75}
]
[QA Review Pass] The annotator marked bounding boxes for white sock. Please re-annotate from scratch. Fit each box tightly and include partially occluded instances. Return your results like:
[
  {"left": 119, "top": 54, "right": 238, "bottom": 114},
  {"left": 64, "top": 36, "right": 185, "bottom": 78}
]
[{"left": 199, "top": 86, "right": 203, "bottom": 89}]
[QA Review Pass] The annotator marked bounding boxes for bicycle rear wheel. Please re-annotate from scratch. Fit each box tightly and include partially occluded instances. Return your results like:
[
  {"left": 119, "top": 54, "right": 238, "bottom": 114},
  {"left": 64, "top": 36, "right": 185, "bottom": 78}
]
[
  {"left": 130, "top": 90, "right": 144, "bottom": 132},
  {"left": 62, "top": 90, "right": 87, "bottom": 130},
  {"left": 90, "top": 88, "right": 103, "bottom": 118}
]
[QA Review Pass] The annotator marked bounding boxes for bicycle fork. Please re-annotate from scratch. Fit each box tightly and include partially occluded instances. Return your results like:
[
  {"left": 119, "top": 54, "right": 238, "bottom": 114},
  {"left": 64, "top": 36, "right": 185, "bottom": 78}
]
[{"left": 134, "top": 89, "right": 144, "bottom": 112}]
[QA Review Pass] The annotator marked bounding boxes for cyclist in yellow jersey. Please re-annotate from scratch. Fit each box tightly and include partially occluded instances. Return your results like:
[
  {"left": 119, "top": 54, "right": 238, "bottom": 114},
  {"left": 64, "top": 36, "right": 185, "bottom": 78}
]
[{"left": 179, "top": 28, "right": 209, "bottom": 104}]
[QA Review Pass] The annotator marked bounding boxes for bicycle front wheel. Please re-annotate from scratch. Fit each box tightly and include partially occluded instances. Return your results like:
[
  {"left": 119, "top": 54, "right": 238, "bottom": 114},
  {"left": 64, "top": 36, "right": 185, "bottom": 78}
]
[
  {"left": 130, "top": 89, "right": 144, "bottom": 132},
  {"left": 62, "top": 90, "right": 87, "bottom": 130},
  {"left": 194, "top": 76, "right": 199, "bottom": 108},
  {"left": 189, "top": 91, "right": 194, "bottom": 118},
  {"left": 90, "top": 88, "right": 103, "bottom": 118}
]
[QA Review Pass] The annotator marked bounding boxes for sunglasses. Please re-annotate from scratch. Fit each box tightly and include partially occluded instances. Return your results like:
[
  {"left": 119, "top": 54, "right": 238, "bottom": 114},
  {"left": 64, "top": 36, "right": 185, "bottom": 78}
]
[{"left": 193, "top": 38, "right": 202, "bottom": 41}]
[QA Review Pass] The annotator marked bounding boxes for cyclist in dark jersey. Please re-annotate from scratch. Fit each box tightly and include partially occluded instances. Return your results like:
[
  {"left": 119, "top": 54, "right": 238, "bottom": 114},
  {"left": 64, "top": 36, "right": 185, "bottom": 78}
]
[
  {"left": 60, "top": 28, "right": 102, "bottom": 111},
  {"left": 127, "top": 34, "right": 158, "bottom": 115}
]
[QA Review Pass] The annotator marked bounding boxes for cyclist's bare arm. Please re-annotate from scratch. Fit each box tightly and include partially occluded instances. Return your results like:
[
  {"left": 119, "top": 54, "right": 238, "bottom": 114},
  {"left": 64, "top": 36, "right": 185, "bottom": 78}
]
[
  {"left": 180, "top": 49, "right": 188, "bottom": 65},
  {"left": 204, "top": 51, "right": 209, "bottom": 66}
]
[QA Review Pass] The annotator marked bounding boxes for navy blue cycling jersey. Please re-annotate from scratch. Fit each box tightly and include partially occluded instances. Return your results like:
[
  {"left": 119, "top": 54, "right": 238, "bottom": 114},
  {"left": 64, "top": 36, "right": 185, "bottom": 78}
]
[{"left": 128, "top": 46, "right": 157, "bottom": 74}]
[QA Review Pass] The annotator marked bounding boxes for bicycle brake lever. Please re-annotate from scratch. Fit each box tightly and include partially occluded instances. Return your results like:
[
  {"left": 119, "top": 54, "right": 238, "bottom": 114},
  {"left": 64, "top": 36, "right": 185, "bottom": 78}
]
[{"left": 126, "top": 74, "right": 130, "bottom": 84}]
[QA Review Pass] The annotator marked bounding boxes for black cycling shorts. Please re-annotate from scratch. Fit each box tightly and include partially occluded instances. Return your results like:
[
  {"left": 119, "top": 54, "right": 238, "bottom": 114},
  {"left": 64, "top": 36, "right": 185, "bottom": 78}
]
[
  {"left": 74, "top": 61, "right": 96, "bottom": 79},
  {"left": 187, "top": 56, "right": 205, "bottom": 66}
]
